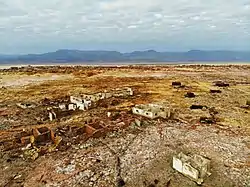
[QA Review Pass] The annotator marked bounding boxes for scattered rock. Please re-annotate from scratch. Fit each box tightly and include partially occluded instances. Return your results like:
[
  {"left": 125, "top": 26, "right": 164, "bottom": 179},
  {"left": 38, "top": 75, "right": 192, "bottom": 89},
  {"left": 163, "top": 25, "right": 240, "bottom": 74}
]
[
  {"left": 135, "top": 119, "right": 141, "bottom": 127},
  {"left": 184, "top": 92, "right": 196, "bottom": 98},
  {"left": 200, "top": 117, "right": 215, "bottom": 124},
  {"left": 154, "top": 179, "right": 159, "bottom": 184},
  {"left": 190, "top": 105, "right": 207, "bottom": 110},
  {"left": 0, "top": 123, "right": 9, "bottom": 130},
  {"left": 142, "top": 120, "right": 150, "bottom": 126},
  {"left": 246, "top": 100, "right": 250, "bottom": 106},
  {"left": 165, "top": 179, "right": 171, "bottom": 187},
  {"left": 213, "top": 81, "right": 229, "bottom": 87},
  {"left": 172, "top": 81, "right": 181, "bottom": 86},
  {"left": 14, "top": 174, "right": 22, "bottom": 180},
  {"left": 23, "top": 149, "right": 39, "bottom": 160},
  {"left": 56, "top": 162, "right": 76, "bottom": 174},
  {"left": 117, "top": 178, "right": 125, "bottom": 187},
  {"left": 210, "top": 89, "right": 222, "bottom": 93},
  {"left": 240, "top": 101, "right": 250, "bottom": 109},
  {"left": 130, "top": 122, "right": 136, "bottom": 128}
]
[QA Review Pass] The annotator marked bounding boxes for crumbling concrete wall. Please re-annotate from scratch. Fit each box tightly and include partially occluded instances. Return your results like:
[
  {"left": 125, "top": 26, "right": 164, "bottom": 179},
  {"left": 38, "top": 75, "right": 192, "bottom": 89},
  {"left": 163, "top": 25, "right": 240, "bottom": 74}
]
[
  {"left": 112, "top": 87, "right": 133, "bottom": 97},
  {"left": 132, "top": 104, "right": 170, "bottom": 119},
  {"left": 173, "top": 152, "right": 211, "bottom": 185},
  {"left": 80, "top": 87, "right": 133, "bottom": 102},
  {"left": 68, "top": 103, "right": 77, "bottom": 111},
  {"left": 81, "top": 94, "right": 100, "bottom": 102},
  {"left": 132, "top": 107, "right": 155, "bottom": 119},
  {"left": 83, "top": 100, "right": 91, "bottom": 110},
  {"left": 70, "top": 96, "right": 83, "bottom": 104},
  {"left": 70, "top": 96, "right": 92, "bottom": 110},
  {"left": 59, "top": 104, "right": 66, "bottom": 110}
]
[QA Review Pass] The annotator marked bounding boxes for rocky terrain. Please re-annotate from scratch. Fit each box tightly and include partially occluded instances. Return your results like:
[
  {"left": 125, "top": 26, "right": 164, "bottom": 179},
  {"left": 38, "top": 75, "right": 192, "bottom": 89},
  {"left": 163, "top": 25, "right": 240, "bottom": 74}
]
[{"left": 0, "top": 64, "right": 249, "bottom": 187}]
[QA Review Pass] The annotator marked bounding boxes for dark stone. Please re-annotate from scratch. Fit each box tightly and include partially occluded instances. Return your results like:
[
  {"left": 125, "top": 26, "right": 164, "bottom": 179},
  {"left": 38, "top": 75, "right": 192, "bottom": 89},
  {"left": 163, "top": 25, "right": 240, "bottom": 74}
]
[
  {"left": 111, "top": 99, "right": 120, "bottom": 106},
  {"left": 154, "top": 179, "right": 159, "bottom": 184},
  {"left": 210, "top": 89, "right": 222, "bottom": 93},
  {"left": 117, "top": 178, "right": 125, "bottom": 187},
  {"left": 200, "top": 117, "right": 214, "bottom": 124},
  {"left": 190, "top": 105, "right": 207, "bottom": 110},
  {"left": 165, "top": 179, "right": 171, "bottom": 187},
  {"left": 185, "top": 92, "right": 196, "bottom": 98},
  {"left": 172, "top": 82, "right": 181, "bottom": 86},
  {"left": 213, "top": 81, "right": 229, "bottom": 87}
]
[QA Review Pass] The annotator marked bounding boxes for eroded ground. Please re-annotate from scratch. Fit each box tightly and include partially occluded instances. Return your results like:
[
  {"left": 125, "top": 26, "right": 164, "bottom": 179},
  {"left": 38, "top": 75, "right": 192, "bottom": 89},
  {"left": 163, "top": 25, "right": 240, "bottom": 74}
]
[{"left": 0, "top": 64, "right": 249, "bottom": 187}]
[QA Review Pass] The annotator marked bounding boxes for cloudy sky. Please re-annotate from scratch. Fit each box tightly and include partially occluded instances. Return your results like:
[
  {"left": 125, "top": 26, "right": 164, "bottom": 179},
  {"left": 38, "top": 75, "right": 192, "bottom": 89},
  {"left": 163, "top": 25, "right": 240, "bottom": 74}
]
[{"left": 0, "top": 0, "right": 250, "bottom": 54}]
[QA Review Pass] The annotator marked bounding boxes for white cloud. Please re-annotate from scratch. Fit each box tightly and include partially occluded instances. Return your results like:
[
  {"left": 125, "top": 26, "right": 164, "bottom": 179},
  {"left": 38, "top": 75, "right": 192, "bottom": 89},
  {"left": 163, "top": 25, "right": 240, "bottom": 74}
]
[
  {"left": 127, "top": 25, "right": 138, "bottom": 29},
  {"left": 0, "top": 0, "right": 249, "bottom": 53}
]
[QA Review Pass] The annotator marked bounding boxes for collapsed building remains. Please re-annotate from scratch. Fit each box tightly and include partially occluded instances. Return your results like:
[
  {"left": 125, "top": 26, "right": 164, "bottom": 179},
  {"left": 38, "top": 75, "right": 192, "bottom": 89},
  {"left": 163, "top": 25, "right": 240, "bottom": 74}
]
[
  {"left": 132, "top": 103, "right": 172, "bottom": 119},
  {"left": 70, "top": 96, "right": 92, "bottom": 110},
  {"left": 173, "top": 152, "right": 211, "bottom": 185},
  {"left": 47, "top": 87, "right": 133, "bottom": 121},
  {"left": 18, "top": 127, "right": 62, "bottom": 160},
  {"left": 80, "top": 87, "right": 133, "bottom": 102}
]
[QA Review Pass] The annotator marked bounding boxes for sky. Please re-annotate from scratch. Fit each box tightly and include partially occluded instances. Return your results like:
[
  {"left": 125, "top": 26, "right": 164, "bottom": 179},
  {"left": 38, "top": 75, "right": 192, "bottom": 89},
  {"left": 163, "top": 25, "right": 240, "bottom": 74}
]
[{"left": 0, "top": 0, "right": 250, "bottom": 54}]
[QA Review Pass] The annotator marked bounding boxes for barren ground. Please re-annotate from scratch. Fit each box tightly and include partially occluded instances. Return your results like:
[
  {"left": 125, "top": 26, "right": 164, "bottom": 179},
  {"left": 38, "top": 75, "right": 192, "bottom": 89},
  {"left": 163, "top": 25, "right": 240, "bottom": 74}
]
[{"left": 0, "top": 64, "right": 249, "bottom": 187}]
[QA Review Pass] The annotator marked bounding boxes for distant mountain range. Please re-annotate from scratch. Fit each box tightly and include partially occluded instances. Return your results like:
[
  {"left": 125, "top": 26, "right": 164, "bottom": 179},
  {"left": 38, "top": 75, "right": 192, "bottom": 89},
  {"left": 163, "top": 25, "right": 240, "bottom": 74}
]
[{"left": 0, "top": 50, "right": 250, "bottom": 64}]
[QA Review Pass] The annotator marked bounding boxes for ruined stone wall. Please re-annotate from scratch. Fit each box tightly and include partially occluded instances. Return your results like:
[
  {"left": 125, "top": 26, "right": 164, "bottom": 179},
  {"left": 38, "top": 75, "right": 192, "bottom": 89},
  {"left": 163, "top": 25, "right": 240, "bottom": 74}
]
[
  {"left": 132, "top": 107, "right": 155, "bottom": 119},
  {"left": 172, "top": 153, "right": 211, "bottom": 185},
  {"left": 173, "top": 156, "right": 200, "bottom": 182}
]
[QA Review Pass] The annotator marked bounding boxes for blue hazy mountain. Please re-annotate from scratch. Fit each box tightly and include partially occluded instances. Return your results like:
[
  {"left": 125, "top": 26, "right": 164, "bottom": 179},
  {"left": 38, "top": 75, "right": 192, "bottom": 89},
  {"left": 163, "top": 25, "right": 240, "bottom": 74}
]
[{"left": 0, "top": 49, "right": 250, "bottom": 63}]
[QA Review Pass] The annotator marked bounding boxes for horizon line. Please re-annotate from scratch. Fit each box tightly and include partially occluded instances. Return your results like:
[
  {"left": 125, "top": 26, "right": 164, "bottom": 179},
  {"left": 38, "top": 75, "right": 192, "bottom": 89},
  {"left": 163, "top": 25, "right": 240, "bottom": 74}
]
[{"left": 1, "top": 49, "right": 250, "bottom": 56}]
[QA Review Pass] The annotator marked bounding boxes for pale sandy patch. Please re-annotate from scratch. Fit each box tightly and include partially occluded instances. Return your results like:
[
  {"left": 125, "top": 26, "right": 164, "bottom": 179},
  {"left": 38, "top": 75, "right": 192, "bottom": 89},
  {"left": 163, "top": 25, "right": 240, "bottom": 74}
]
[{"left": 0, "top": 73, "right": 73, "bottom": 87}]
